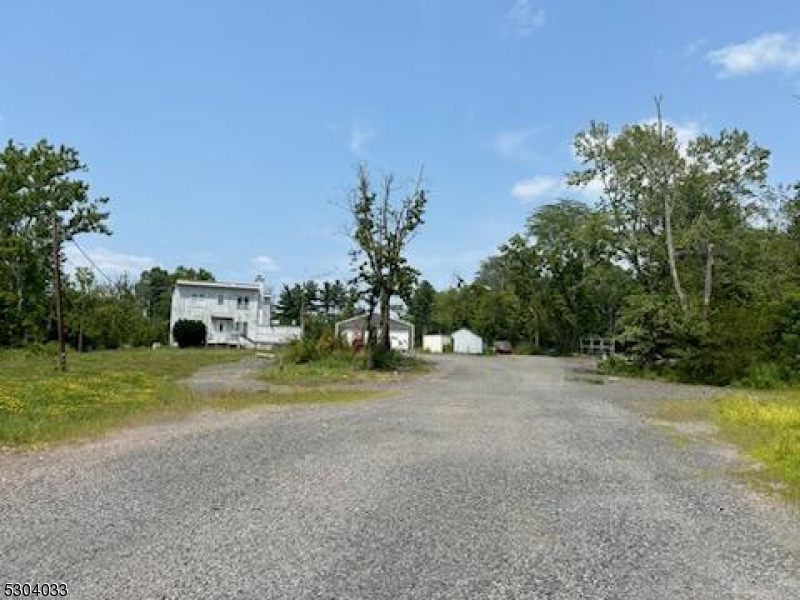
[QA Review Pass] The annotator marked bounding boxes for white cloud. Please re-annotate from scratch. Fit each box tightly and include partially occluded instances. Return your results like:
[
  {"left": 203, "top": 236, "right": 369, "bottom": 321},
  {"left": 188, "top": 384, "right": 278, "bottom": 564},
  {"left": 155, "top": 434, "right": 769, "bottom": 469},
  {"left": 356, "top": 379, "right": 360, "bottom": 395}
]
[
  {"left": 252, "top": 255, "right": 280, "bottom": 272},
  {"left": 495, "top": 128, "right": 538, "bottom": 160},
  {"left": 683, "top": 38, "right": 707, "bottom": 57},
  {"left": 349, "top": 124, "right": 375, "bottom": 155},
  {"left": 568, "top": 117, "right": 702, "bottom": 163},
  {"left": 63, "top": 245, "right": 158, "bottom": 280},
  {"left": 639, "top": 117, "right": 702, "bottom": 150},
  {"left": 507, "top": 0, "right": 546, "bottom": 37},
  {"left": 576, "top": 178, "right": 605, "bottom": 202},
  {"left": 562, "top": 117, "right": 703, "bottom": 202},
  {"left": 510, "top": 176, "right": 560, "bottom": 202},
  {"left": 670, "top": 121, "right": 702, "bottom": 148},
  {"left": 707, "top": 33, "right": 800, "bottom": 76},
  {"left": 510, "top": 174, "right": 606, "bottom": 204}
]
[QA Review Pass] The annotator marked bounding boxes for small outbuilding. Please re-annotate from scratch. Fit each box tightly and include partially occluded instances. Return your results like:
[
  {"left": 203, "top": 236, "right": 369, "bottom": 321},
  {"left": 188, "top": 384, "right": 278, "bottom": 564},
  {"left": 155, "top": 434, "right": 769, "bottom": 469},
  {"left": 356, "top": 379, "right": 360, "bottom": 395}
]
[
  {"left": 452, "top": 328, "right": 483, "bottom": 355},
  {"left": 335, "top": 314, "right": 415, "bottom": 352},
  {"left": 422, "top": 334, "right": 451, "bottom": 354}
]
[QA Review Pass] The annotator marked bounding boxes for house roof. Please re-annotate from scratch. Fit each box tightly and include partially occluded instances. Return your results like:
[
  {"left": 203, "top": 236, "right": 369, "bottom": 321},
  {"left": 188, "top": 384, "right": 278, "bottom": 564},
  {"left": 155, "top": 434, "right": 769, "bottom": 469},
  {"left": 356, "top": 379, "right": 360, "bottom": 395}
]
[
  {"left": 335, "top": 313, "right": 413, "bottom": 331},
  {"left": 175, "top": 279, "right": 263, "bottom": 292}
]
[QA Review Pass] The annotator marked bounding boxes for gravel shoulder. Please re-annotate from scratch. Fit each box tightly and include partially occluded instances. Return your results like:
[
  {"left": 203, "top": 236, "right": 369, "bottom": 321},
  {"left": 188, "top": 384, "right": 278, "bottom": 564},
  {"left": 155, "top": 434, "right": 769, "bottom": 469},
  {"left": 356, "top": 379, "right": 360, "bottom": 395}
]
[
  {"left": 1, "top": 354, "right": 799, "bottom": 599},
  {"left": 182, "top": 355, "right": 273, "bottom": 395}
]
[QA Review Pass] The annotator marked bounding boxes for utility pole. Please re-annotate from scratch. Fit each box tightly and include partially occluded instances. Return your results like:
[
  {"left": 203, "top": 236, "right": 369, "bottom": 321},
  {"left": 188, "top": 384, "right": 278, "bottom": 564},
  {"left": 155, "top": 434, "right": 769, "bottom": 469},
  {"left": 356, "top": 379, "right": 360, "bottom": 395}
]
[{"left": 53, "top": 218, "right": 67, "bottom": 371}]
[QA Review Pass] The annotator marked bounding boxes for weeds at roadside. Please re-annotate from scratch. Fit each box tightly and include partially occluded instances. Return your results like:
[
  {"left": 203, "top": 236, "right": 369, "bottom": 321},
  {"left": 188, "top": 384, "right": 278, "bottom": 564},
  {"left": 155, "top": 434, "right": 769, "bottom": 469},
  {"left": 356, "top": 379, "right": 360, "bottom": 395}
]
[
  {"left": 0, "top": 347, "right": 242, "bottom": 446},
  {"left": 263, "top": 338, "right": 430, "bottom": 387},
  {"left": 653, "top": 391, "right": 800, "bottom": 502},
  {"left": 0, "top": 346, "right": 398, "bottom": 448}
]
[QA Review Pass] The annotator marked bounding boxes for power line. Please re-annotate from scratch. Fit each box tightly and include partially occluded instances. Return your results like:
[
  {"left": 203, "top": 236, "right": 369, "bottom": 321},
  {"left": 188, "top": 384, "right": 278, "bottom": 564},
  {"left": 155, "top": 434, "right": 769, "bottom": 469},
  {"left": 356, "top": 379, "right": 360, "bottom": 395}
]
[{"left": 69, "top": 238, "right": 114, "bottom": 285}]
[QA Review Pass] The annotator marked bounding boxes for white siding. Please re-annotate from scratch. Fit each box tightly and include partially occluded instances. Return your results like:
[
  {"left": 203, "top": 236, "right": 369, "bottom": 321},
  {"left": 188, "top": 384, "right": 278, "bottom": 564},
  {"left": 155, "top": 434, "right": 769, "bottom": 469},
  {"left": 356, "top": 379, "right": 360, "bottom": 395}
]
[
  {"left": 452, "top": 329, "right": 483, "bottom": 355},
  {"left": 169, "top": 280, "right": 298, "bottom": 346},
  {"left": 340, "top": 329, "right": 411, "bottom": 352},
  {"left": 423, "top": 334, "right": 451, "bottom": 353},
  {"left": 335, "top": 315, "right": 414, "bottom": 353}
]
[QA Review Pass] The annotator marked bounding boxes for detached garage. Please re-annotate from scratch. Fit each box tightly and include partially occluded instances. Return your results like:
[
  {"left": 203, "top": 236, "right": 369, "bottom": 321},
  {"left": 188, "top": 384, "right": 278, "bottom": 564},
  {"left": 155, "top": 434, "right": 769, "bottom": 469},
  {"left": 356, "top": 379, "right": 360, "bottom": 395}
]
[
  {"left": 335, "top": 314, "right": 415, "bottom": 352},
  {"left": 452, "top": 328, "right": 483, "bottom": 355}
]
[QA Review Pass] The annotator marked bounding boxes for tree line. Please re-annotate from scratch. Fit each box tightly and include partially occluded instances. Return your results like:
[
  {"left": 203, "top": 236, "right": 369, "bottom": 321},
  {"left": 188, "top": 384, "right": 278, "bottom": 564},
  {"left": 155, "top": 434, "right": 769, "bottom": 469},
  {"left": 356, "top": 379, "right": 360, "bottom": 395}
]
[
  {"left": 4, "top": 105, "right": 799, "bottom": 385},
  {"left": 404, "top": 109, "right": 800, "bottom": 386}
]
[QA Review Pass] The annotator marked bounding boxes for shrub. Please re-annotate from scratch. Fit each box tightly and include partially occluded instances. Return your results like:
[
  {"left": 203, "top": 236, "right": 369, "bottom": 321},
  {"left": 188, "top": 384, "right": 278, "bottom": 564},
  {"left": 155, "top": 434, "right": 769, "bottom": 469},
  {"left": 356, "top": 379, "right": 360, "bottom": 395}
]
[
  {"left": 282, "top": 337, "right": 318, "bottom": 364},
  {"left": 172, "top": 319, "right": 207, "bottom": 348},
  {"left": 316, "top": 329, "right": 349, "bottom": 355},
  {"left": 514, "top": 343, "right": 542, "bottom": 356},
  {"left": 736, "top": 362, "right": 794, "bottom": 389},
  {"left": 22, "top": 342, "right": 58, "bottom": 357},
  {"left": 597, "top": 354, "right": 630, "bottom": 375},
  {"left": 369, "top": 345, "right": 397, "bottom": 370}
]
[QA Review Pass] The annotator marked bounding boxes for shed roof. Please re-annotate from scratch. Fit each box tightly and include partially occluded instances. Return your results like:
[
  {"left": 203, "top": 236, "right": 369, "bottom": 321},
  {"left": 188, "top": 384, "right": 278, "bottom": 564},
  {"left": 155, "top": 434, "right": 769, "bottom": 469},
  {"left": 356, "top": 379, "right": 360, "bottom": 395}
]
[
  {"left": 452, "top": 328, "right": 482, "bottom": 339},
  {"left": 336, "top": 313, "right": 413, "bottom": 331}
]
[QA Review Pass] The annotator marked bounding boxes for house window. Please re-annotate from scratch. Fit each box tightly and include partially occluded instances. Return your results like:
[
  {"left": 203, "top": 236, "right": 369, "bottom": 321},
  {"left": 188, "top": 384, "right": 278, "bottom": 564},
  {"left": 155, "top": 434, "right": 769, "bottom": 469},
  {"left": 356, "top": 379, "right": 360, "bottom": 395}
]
[
  {"left": 218, "top": 294, "right": 223, "bottom": 305},
  {"left": 219, "top": 323, "right": 224, "bottom": 332},
  {"left": 237, "top": 297, "right": 242, "bottom": 308},
  {"left": 244, "top": 296, "right": 250, "bottom": 309}
]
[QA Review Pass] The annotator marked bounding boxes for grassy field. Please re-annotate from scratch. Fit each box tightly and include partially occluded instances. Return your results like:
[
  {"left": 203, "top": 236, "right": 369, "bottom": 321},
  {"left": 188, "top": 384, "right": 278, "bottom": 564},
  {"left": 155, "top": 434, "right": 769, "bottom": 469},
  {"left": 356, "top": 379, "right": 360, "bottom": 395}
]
[
  {"left": 0, "top": 347, "right": 377, "bottom": 447},
  {"left": 655, "top": 390, "right": 800, "bottom": 502}
]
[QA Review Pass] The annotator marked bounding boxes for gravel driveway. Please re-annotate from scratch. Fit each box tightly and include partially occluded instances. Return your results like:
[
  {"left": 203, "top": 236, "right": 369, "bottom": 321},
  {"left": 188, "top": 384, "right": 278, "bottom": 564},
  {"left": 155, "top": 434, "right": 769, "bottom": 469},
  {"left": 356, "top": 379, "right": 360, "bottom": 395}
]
[
  {"left": 183, "top": 355, "right": 272, "bottom": 395},
  {"left": 2, "top": 355, "right": 799, "bottom": 599}
]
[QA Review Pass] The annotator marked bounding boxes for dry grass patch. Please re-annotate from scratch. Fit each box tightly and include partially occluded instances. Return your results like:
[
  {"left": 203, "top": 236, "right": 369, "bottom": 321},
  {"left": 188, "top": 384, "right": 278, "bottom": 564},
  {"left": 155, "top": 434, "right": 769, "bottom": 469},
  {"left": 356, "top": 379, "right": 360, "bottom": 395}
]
[{"left": 655, "top": 391, "right": 800, "bottom": 501}]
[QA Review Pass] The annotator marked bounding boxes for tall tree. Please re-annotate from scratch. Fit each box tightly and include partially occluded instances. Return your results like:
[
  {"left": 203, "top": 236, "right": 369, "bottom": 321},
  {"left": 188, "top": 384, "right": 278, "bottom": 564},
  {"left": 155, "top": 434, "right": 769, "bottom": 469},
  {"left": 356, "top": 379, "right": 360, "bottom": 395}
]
[
  {"left": 570, "top": 108, "right": 769, "bottom": 324},
  {"left": 348, "top": 165, "right": 427, "bottom": 356},
  {"left": 275, "top": 284, "right": 303, "bottom": 324},
  {"left": 407, "top": 280, "right": 436, "bottom": 342},
  {"left": 172, "top": 266, "right": 215, "bottom": 282},
  {"left": 0, "top": 139, "right": 110, "bottom": 345}
]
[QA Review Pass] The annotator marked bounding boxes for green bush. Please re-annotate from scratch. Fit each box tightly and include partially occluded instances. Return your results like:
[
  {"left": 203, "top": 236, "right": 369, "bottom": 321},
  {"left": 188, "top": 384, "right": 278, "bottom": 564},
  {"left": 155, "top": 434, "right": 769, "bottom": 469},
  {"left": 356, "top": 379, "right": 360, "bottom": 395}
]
[
  {"left": 22, "top": 342, "right": 58, "bottom": 357},
  {"left": 370, "top": 345, "right": 397, "bottom": 370},
  {"left": 172, "top": 319, "right": 207, "bottom": 348},
  {"left": 597, "top": 355, "right": 632, "bottom": 375},
  {"left": 736, "top": 362, "right": 794, "bottom": 389},
  {"left": 514, "top": 343, "right": 542, "bottom": 356},
  {"left": 283, "top": 337, "right": 319, "bottom": 364},
  {"left": 316, "top": 329, "right": 349, "bottom": 355}
]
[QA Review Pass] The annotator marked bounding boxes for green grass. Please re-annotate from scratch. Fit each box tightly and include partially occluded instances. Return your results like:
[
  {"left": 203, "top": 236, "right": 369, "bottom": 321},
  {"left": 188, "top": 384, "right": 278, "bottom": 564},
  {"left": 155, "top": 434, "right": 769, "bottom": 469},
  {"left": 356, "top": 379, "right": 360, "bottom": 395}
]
[
  {"left": 0, "top": 347, "right": 381, "bottom": 447},
  {"left": 655, "top": 390, "right": 800, "bottom": 501},
  {"left": 206, "top": 388, "right": 388, "bottom": 410},
  {"left": 263, "top": 353, "right": 385, "bottom": 387},
  {"left": 262, "top": 348, "right": 430, "bottom": 387}
]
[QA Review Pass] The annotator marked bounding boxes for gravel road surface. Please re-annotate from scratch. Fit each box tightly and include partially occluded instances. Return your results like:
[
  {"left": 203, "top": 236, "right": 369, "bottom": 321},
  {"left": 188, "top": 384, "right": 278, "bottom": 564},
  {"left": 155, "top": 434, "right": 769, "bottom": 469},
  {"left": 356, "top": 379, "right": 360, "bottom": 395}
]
[{"left": 2, "top": 355, "right": 799, "bottom": 599}]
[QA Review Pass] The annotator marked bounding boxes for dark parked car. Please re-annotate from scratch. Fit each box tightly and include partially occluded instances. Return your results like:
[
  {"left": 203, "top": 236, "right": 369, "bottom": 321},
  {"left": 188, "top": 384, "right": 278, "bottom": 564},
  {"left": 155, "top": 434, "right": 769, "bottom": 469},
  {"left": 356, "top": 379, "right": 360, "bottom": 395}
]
[{"left": 494, "top": 340, "right": 513, "bottom": 355}]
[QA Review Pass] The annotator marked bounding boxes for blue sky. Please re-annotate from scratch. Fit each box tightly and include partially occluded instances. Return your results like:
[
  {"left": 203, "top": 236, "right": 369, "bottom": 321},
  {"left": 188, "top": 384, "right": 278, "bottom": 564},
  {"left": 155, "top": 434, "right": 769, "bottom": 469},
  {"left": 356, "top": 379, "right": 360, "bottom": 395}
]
[{"left": 2, "top": 1, "right": 799, "bottom": 290}]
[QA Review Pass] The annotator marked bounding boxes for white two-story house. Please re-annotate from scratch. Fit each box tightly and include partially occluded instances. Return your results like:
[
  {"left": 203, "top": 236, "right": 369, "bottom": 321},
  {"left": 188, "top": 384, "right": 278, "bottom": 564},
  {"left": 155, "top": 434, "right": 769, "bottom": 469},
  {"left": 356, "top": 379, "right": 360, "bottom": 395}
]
[{"left": 169, "top": 279, "right": 301, "bottom": 347}]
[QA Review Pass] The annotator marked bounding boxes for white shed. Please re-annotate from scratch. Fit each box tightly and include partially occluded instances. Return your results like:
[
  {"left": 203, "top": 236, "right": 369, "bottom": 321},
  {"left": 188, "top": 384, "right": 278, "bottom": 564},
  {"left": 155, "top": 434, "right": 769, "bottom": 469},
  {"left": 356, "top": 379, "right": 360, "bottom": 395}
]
[
  {"left": 422, "top": 334, "right": 451, "bottom": 353},
  {"left": 452, "top": 328, "right": 483, "bottom": 355}
]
